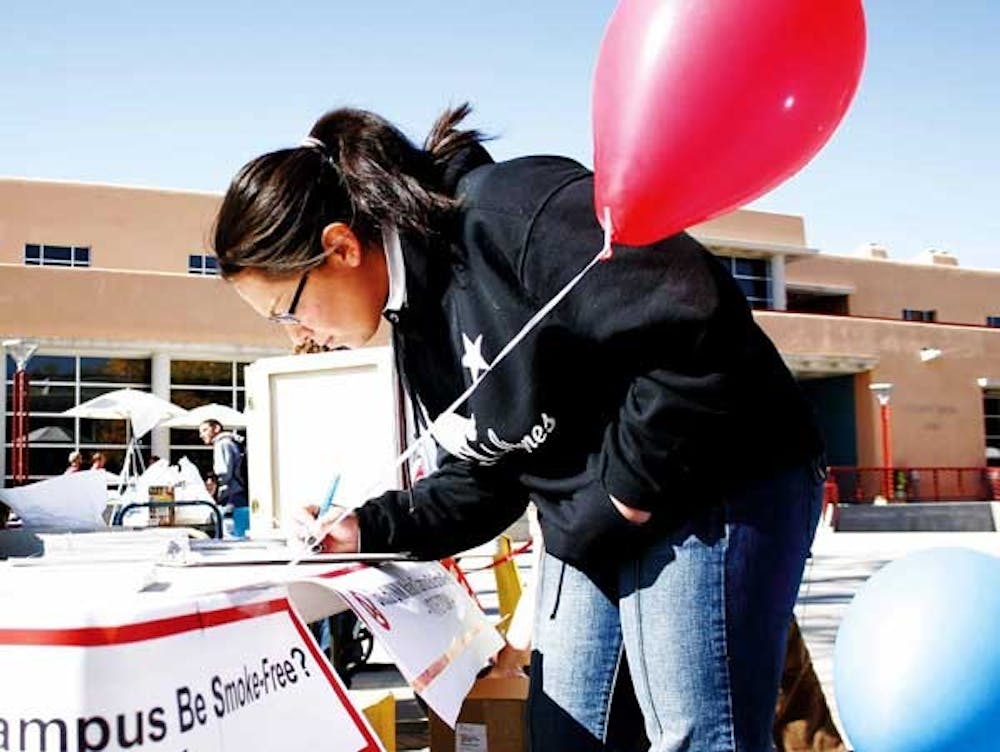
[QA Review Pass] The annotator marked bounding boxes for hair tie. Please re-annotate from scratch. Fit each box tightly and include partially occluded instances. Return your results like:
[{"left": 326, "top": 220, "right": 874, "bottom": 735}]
[
  {"left": 300, "top": 136, "right": 326, "bottom": 151},
  {"left": 299, "top": 136, "right": 339, "bottom": 172}
]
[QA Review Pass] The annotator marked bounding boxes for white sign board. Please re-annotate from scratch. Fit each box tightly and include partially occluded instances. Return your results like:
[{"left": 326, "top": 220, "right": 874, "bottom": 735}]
[
  {"left": 244, "top": 348, "right": 404, "bottom": 535},
  {"left": 0, "top": 586, "right": 383, "bottom": 752},
  {"left": 0, "top": 558, "right": 502, "bottom": 741}
]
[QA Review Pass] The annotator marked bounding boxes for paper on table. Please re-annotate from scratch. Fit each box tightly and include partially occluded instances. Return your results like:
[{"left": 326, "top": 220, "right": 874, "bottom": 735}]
[
  {"left": 163, "top": 538, "right": 414, "bottom": 567},
  {"left": 4, "top": 528, "right": 191, "bottom": 566},
  {"left": 0, "top": 470, "right": 108, "bottom": 531}
]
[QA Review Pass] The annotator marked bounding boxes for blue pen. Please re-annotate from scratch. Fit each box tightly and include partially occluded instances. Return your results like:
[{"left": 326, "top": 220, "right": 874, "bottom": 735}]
[
  {"left": 318, "top": 472, "right": 341, "bottom": 517},
  {"left": 296, "top": 472, "right": 342, "bottom": 557}
]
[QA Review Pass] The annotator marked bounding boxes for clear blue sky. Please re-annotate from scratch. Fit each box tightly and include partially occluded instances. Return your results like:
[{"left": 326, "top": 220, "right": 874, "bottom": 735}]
[{"left": 1, "top": 0, "right": 997, "bottom": 269}]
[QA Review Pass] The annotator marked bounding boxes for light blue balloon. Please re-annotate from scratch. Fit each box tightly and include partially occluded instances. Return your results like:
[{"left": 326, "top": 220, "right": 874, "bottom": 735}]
[{"left": 835, "top": 547, "right": 1000, "bottom": 752}]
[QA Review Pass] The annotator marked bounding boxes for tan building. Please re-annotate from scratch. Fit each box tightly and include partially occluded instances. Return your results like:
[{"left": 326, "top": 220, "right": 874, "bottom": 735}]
[
  {"left": 0, "top": 177, "right": 290, "bottom": 478},
  {"left": 2, "top": 177, "right": 998, "bottom": 496}
]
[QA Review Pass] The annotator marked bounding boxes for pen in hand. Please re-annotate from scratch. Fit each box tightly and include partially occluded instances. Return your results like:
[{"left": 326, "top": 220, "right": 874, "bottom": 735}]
[
  {"left": 299, "top": 472, "right": 343, "bottom": 554},
  {"left": 319, "top": 473, "right": 341, "bottom": 517}
]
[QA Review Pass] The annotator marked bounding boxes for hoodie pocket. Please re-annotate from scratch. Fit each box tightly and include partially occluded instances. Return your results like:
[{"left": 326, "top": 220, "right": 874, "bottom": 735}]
[{"left": 537, "top": 465, "right": 653, "bottom": 570}]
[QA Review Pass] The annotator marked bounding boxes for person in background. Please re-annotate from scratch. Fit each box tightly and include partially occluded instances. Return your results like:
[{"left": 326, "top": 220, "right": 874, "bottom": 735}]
[
  {"left": 64, "top": 450, "right": 83, "bottom": 474},
  {"left": 212, "top": 103, "right": 824, "bottom": 751},
  {"left": 90, "top": 451, "right": 107, "bottom": 471},
  {"left": 198, "top": 419, "right": 249, "bottom": 537}
]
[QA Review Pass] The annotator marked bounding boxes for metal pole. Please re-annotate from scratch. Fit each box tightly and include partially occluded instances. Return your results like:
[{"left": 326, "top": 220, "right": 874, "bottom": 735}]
[
  {"left": 880, "top": 401, "right": 893, "bottom": 499},
  {"left": 4, "top": 340, "right": 38, "bottom": 488},
  {"left": 11, "top": 368, "right": 29, "bottom": 485},
  {"left": 869, "top": 383, "right": 894, "bottom": 501}
]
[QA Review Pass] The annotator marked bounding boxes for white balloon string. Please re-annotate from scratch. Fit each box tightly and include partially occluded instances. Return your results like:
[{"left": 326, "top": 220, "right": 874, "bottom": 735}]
[
  {"left": 324, "top": 238, "right": 612, "bottom": 524},
  {"left": 289, "top": 233, "right": 613, "bottom": 562},
  {"left": 599, "top": 206, "right": 614, "bottom": 260},
  {"left": 436, "top": 243, "right": 609, "bottom": 422}
]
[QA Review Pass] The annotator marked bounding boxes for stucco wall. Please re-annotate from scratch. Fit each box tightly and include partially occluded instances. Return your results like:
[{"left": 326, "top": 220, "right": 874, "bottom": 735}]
[
  {"left": 691, "top": 208, "right": 807, "bottom": 247},
  {"left": 758, "top": 311, "right": 1000, "bottom": 467},
  {"left": 787, "top": 253, "right": 1000, "bottom": 325},
  {"left": 0, "top": 179, "right": 219, "bottom": 273},
  {"left": 0, "top": 263, "right": 393, "bottom": 351}
]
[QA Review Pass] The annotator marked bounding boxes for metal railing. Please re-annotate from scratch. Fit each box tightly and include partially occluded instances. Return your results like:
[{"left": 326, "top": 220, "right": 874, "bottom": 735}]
[
  {"left": 827, "top": 466, "right": 1000, "bottom": 504},
  {"left": 111, "top": 499, "right": 223, "bottom": 538}
]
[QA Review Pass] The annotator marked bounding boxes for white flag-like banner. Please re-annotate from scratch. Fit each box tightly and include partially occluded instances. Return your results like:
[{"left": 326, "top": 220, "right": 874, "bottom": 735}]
[{"left": 295, "top": 561, "right": 505, "bottom": 725}]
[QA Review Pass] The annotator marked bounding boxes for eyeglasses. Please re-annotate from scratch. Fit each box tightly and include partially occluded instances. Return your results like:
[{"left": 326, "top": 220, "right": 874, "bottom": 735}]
[{"left": 268, "top": 270, "right": 310, "bottom": 325}]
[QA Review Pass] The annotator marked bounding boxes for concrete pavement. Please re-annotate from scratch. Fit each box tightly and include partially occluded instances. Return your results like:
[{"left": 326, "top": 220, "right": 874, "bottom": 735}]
[{"left": 348, "top": 528, "right": 1000, "bottom": 749}]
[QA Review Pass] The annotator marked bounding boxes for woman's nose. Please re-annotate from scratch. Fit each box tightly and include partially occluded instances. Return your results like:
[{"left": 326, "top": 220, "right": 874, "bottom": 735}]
[{"left": 287, "top": 324, "right": 312, "bottom": 347}]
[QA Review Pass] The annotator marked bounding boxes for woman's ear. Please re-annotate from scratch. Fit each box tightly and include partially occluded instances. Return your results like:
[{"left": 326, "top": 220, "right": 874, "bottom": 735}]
[{"left": 320, "top": 222, "right": 363, "bottom": 268}]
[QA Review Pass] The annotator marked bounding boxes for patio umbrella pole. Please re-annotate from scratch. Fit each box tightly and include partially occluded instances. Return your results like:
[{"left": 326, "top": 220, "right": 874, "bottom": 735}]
[{"left": 119, "top": 421, "right": 142, "bottom": 499}]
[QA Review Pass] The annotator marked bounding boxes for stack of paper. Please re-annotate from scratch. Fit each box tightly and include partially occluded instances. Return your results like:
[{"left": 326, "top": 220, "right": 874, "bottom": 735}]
[
  {"left": 3, "top": 528, "right": 190, "bottom": 566},
  {"left": 0, "top": 471, "right": 108, "bottom": 531}
]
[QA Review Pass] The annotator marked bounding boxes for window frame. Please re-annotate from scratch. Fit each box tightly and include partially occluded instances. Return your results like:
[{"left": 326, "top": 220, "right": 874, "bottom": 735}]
[
  {"left": 4, "top": 355, "right": 151, "bottom": 482},
  {"left": 902, "top": 308, "right": 937, "bottom": 323},
  {"left": 715, "top": 254, "right": 773, "bottom": 310},
  {"left": 23, "top": 243, "right": 91, "bottom": 268},
  {"left": 187, "top": 253, "right": 220, "bottom": 276},
  {"left": 168, "top": 359, "right": 252, "bottom": 477},
  {"left": 985, "top": 390, "right": 1000, "bottom": 467}
]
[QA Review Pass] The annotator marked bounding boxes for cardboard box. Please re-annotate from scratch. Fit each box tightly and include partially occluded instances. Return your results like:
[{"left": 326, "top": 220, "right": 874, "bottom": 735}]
[{"left": 430, "top": 676, "right": 528, "bottom": 752}]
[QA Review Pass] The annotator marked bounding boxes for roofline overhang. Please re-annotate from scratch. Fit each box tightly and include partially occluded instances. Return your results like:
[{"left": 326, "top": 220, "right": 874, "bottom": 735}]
[
  {"left": 693, "top": 235, "right": 819, "bottom": 258},
  {"left": 782, "top": 352, "right": 879, "bottom": 380}
]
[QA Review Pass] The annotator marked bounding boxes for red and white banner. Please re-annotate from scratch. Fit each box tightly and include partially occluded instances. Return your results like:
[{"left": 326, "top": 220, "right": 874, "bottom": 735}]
[
  {"left": 0, "top": 558, "right": 503, "bottom": 747},
  {"left": 0, "top": 586, "right": 383, "bottom": 752}
]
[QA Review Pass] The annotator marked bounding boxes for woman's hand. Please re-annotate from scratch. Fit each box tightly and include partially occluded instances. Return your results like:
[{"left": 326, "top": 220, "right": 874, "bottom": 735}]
[
  {"left": 487, "top": 643, "right": 531, "bottom": 679},
  {"left": 292, "top": 503, "right": 360, "bottom": 553},
  {"left": 610, "top": 494, "right": 652, "bottom": 524}
]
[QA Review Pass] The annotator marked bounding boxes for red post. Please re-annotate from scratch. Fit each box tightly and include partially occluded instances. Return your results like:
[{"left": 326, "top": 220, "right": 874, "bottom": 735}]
[
  {"left": 5, "top": 339, "right": 38, "bottom": 488},
  {"left": 10, "top": 368, "right": 29, "bottom": 485},
  {"left": 989, "top": 468, "right": 1000, "bottom": 501},
  {"left": 879, "top": 401, "right": 893, "bottom": 500}
]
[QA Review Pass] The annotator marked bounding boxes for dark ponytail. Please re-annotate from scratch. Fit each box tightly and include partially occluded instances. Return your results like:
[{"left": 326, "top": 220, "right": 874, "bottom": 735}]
[
  {"left": 213, "top": 103, "right": 485, "bottom": 278},
  {"left": 424, "top": 103, "right": 484, "bottom": 172}
]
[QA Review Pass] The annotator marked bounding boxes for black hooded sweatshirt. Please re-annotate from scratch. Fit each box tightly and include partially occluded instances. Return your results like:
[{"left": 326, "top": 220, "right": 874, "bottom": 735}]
[{"left": 354, "top": 149, "right": 823, "bottom": 567}]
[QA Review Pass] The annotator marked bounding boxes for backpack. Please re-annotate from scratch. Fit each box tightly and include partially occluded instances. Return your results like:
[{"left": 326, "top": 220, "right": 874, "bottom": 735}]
[
  {"left": 233, "top": 434, "right": 249, "bottom": 491},
  {"left": 216, "top": 431, "right": 248, "bottom": 497}
]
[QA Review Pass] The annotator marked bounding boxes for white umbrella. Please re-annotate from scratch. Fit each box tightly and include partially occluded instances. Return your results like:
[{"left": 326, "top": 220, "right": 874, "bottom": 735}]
[
  {"left": 27, "top": 425, "right": 73, "bottom": 443},
  {"left": 62, "top": 388, "right": 185, "bottom": 439},
  {"left": 163, "top": 403, "right": 248, "bottom": 429}
]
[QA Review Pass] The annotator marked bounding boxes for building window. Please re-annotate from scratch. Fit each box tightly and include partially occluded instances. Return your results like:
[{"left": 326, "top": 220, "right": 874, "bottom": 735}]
[
  {"left": 169, "top": 359, "right": 251, "bottom": 476},
  {"left": 188, "top": 253, "right": 220, "bottom": 276},
  {"left": 902, "top": 309, "right": 937, "bottom": 323},
  {"left": 987, "top": 316, "right": 1000, "bottom": 328},
  {"left": 4, "top": 355, "right": 151, "bottom": 482},
  {"left": 986, "top": 391, "right": 1000, "bottom": 467},
  {"left": 786, "top": 290, "right": 850, "bottom": 316},
  {"left": 24, "top": 243, "right": 90, "bottom": 268},
  {"left": 716, "top": 255, "right": 772, "bottom": 309}
]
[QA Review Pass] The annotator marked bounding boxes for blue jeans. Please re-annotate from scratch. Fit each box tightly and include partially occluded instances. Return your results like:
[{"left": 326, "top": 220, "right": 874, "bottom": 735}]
[
  {"left": 231, "top": 506, "right": 250, "bottom": 538},
  {"left": 529, "top": 461, "right": 823, "bottom": 752}
]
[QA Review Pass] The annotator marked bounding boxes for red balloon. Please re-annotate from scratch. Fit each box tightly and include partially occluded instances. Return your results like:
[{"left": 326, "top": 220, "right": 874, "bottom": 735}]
[{"left": 593, "top": 0, "right": 866, "bottom": 246}]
